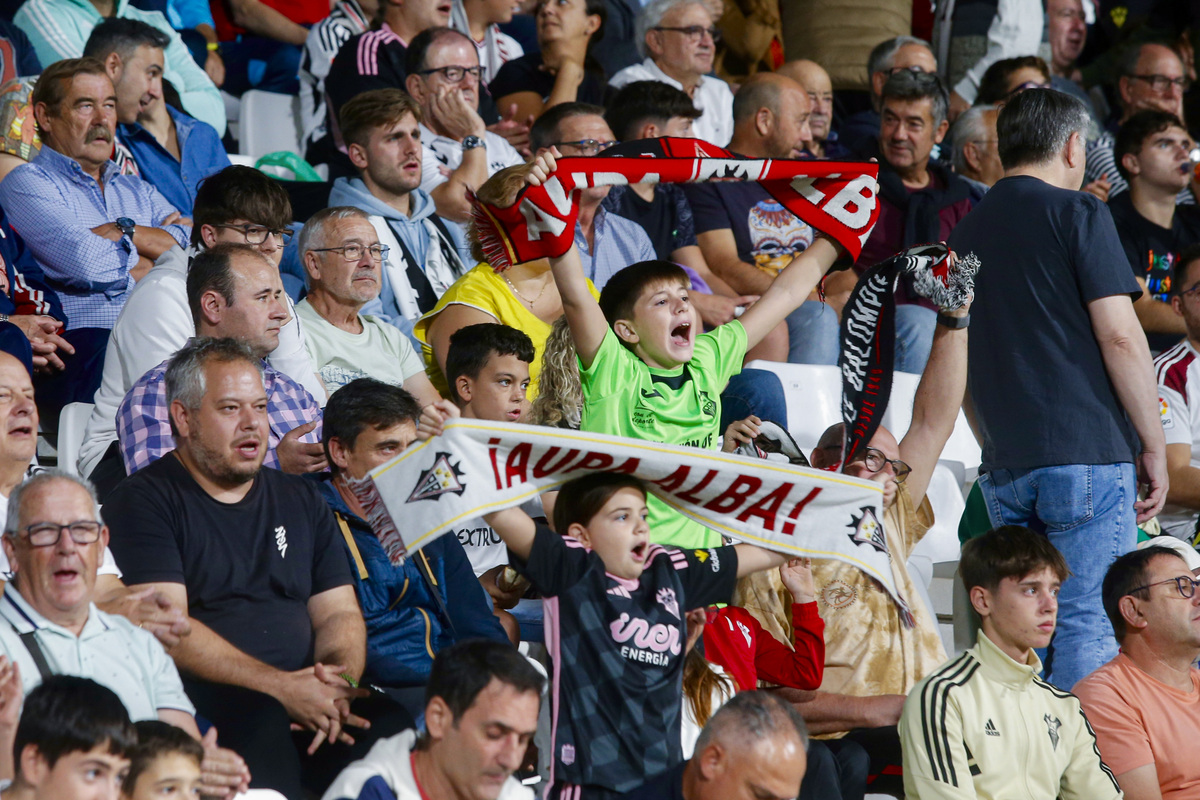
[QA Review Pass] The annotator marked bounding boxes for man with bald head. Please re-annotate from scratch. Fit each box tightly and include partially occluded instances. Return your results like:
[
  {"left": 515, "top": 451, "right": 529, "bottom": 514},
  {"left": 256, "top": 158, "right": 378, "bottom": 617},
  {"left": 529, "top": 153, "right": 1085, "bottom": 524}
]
[
  {"left": 1085, "top": 42, "right": 1191, "bottom": 202},
  {"left": 684, "top": 73, "right": 846, "bottom": 365},
  {"left": 619, "top": 692, "right": 808, "bottom": 800},
  {"left": 778, "top": 60, "right": 849, "bottom": 160},
  {"left": 735, "top": 282, "right": 968, "bottom": 794}
]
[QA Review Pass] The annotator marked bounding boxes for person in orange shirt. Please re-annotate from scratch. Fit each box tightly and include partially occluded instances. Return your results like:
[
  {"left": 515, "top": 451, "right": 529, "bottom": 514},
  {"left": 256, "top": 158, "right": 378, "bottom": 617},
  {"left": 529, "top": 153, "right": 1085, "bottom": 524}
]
[{"left": 1074, "top": 540, "right": 1200, "bottom": 800}]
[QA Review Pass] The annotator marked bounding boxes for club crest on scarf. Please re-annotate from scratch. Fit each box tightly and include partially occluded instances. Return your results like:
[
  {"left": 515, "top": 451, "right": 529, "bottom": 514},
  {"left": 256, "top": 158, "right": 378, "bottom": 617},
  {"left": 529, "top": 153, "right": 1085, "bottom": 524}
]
[
  {"left": 407, "top": 452, "right": 467, "bottom": 502},
  {"left": 469, "top": 137, "right": 881, "bottom": 270},
  {"left": 839, "top": 243, "right": 979, "bottom": 468}
]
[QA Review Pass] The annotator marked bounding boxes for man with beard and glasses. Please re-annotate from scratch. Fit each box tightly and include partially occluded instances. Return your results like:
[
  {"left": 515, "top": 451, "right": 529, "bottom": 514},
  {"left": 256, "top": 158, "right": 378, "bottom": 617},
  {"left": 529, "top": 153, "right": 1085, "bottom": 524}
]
[
  {"left": 114, "top": 243, "right": 324, "bottom": 477},
  {"left": 103, "top": 336, "right": 412, "bottom": 800},
  {"left": 0, "top": 58, "right": 190, "bottom": 416}
]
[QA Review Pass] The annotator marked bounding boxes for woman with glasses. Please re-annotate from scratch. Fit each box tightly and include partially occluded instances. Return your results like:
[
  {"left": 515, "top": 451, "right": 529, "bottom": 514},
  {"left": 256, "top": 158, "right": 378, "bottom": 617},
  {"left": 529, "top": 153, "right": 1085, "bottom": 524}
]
[
  {"left": 975, "top": 55, "right": 1052, "bottom": 107},
  {"left": 489, "top": 0, "right": 608, "bottom": 124}
]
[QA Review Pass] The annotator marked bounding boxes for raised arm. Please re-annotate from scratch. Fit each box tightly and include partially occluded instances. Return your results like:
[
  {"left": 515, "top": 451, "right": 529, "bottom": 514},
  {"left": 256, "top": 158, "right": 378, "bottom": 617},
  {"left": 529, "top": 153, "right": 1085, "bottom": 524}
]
[
  {"left": 482, "top": 505, "right": 539, "bottom": 561},
  {"left": 732, "top": 543, "right": 789, "bottom": 577},
  {"left": 527, "top": 150, "right": 609, "bottom": 368},
  {"left": 899, "top": 299, "right": 969, "bottom": 507},
  {"left": 1088, "top": 294, "right": 1168, "bottom": 522},
  {"left": 737, "top": 237, "right": 840, "bottom": 351}
]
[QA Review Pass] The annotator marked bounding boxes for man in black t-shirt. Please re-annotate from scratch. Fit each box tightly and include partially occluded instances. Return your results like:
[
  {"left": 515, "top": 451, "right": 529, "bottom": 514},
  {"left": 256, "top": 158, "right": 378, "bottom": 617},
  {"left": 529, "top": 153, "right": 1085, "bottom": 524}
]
[
  {"left": 948, "top": 89, "right": 1167, "bottom": 693},
  {"left": 1108, "top": 109, "right": 1200, "bottom": 351},
  {"left": 103, "top": 338, "right": 410, "bottom": 799}
]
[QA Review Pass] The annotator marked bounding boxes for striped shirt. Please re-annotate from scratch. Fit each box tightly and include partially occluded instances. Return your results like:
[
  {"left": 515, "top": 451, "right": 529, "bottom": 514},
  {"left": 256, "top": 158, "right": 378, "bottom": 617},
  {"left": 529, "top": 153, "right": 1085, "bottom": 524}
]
[
  {"left": 116, "top": 354, "right": 323, "bottom": 475},
  {"left": 900, "top": 631, "right": 1121, "bottom": 800},
  {"left": 0, "top": 145, "right": 188, "bottom": 330}
]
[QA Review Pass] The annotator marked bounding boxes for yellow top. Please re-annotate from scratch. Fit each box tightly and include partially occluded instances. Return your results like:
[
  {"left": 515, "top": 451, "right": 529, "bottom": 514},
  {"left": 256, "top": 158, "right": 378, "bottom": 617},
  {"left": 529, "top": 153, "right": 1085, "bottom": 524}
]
[{"left": 414, "top": 262, "right": 598, "bottom": 398}]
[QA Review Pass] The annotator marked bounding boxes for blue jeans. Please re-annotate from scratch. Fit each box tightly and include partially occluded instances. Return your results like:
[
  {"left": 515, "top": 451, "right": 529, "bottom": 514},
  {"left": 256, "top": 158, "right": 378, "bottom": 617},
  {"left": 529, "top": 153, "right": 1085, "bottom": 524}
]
[
  {"left": 721, "top": 368, "right": 787, "bottom": 431},
  {"left": 895, "top": 304, "right": 936, "bottom": 374},
  {"left": 977, "top": 462, "right": 1136, "bottom": 690},
  {"left": 786, "top": 300, "right": 839, "bottom": 365}
]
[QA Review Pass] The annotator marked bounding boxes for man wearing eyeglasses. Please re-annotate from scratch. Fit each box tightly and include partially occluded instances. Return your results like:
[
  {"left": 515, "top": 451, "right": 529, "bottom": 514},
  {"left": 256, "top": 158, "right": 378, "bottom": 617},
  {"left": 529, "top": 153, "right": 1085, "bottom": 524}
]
[
  {"left": 1074, "top": 544, "right": 1200, "bottom": 800},
  {"left": 297, "top": 206, "right": 442, "bottom": 405},
  {"left": 114, "top": 243, "right": 324, "bottom": 478},
  {"left": 404, "top": 27, "right": 524, "bottom": 226},
  {"left": 0, "top": 469, "right": 251, "bottom": 799},
  {"left": 78, "top": 166, "right": 325, "bottom": 495},
  {"left": 736, "top": 280, "right": 967, "bottom": 796},
  {"left": 609, "top": 0, "right": 733, "bottom": 147},
  {"left": 841, "top": 35, "right": 937, "bottom": 157},
  {"left": 1084, "top": 42, "right": 1191, "bottom": 203}
]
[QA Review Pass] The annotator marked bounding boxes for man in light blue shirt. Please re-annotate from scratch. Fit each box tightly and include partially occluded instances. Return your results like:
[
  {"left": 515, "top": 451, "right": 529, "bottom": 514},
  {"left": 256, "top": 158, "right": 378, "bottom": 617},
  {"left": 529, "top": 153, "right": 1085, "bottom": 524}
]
[
  {"left": 84, "top": 18, "right": 229, "bottom": 216},
  {"left": 0, "top": 58, "right": 189, "bottom": 332}
]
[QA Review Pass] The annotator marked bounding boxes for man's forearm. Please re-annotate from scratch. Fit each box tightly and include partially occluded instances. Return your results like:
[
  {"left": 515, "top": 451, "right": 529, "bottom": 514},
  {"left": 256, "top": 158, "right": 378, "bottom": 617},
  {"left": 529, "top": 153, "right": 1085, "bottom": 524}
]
[
  {"left": 430, "top": 149, "right": 489, "bottom": 222},
  {"left": 134, "top": 227, "right": 184, "bottom": 261},
  {"left": 712, "top": 256, "right": 774, "bottom": 295},
  {"left": 311, "top": 610, "right": 366, "bottom": 681},
  {"left": 1166, "top": 460, "right": 1200, "bottom": 507},
  {"left": 229, "top": 0, "right": 308, "bottom": 44},
  {"left": 170, "top": 616, "right": 284, "bottom": 696},
  {"left": 1133, "top": 296, "right": 1187, "bottom": 336},
  {"left": 771, "top": 687, "right": 902, "bottom": 735}
]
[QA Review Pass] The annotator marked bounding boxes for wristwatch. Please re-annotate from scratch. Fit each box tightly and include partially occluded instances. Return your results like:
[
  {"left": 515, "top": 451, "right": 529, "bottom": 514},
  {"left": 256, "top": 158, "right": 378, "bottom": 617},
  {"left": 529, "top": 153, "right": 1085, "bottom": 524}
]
[
  {"left": 461, "top": 135, "right": 484, "bottom": 151},
  {"left": 115, "top": 217, "right": 136, "bottom": 239},
  {"left": 936, "top": 311, "right": 970, "bottom": 329}
]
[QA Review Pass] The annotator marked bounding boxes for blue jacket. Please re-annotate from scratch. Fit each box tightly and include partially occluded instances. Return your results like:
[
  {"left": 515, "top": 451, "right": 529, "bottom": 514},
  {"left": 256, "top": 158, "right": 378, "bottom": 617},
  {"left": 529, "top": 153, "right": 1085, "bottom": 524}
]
[
  {"left": 119, "top": 104, "right": 230, "bottom": 215},
  {"left": 318, "top": 478, "right": 508, "bottom": 687}
]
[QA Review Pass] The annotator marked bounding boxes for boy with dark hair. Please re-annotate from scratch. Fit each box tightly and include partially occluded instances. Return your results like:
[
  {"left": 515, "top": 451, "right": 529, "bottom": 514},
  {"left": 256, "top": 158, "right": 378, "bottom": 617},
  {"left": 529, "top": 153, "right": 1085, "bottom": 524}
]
[
  {"left": 324, "top": 639, "right": 544, "bottom": 800},
  {"left": 319, "top": 378, "right": 508, "bottom": 698},
  {"left": 899, "top": 526, "right": 1121, "bottom": 800},
  {"left": 1108, "top": 109, "right": 1200, "bottom": 349},
  {"left": 122, "top": 720, "right": 204, "bottom": 800},
  {"left": 7, "top": 676, "right": 137, "bottom": 800},
  {"left": 442, "top": 323, "right": 538, "bottom": 640},
  {"left": 528, "top": 150, "right": 858, "bottom": 548}
]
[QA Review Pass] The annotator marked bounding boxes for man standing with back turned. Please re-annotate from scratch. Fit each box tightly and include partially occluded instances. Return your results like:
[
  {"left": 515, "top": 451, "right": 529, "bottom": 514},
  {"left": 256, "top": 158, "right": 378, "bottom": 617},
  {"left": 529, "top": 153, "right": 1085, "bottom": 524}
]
[{"left": 949, "top": 88, "right": 1168, "bottom": 692}]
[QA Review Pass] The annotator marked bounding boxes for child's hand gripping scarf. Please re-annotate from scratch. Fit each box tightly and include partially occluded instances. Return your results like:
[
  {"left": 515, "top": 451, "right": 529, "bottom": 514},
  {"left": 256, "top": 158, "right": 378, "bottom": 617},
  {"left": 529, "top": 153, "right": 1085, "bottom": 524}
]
[
  {"left": 839, "top": 242, "right": 980, "bottom": 471},
  {"left": 469, "top": 137, "right": 882, "bottom": 269}
]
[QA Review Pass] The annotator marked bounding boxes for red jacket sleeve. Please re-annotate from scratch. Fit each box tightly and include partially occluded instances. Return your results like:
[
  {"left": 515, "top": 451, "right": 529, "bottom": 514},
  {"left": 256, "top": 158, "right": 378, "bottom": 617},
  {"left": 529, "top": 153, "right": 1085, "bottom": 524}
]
[{"left": 753, "top": 602, "right": 825, "bottom": 691}]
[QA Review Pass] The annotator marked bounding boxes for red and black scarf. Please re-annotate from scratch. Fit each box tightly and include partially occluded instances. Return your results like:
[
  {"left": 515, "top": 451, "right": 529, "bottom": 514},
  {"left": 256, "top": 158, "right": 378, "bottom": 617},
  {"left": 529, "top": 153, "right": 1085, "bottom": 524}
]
[{"left": 469, "top": 137, "right": 881, "bottom": 269}]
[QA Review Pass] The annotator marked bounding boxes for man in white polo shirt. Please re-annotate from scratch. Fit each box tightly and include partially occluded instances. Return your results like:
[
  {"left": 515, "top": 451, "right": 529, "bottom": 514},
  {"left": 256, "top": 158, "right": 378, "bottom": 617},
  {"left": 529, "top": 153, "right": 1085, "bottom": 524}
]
[
  {"left": 609, "top": 0, "right": 734, "bottom": 147},
  {"left": 0, "top": 469, "right": 249, "bottom": 798}
]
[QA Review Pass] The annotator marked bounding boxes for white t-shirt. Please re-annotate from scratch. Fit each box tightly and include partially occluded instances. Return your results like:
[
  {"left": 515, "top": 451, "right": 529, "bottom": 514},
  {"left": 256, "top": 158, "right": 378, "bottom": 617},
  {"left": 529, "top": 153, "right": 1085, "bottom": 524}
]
[
  {"left": 418, "top": 124, "right": 525, "bottom": 197},
  {"left": 609, "top": 59, "right": 735, "bottom": 147},
  {"left": 296, "top": 301, "right": 427, "bottom": 394},
  {"left": 452, "top": 496, "right": 544, "bottom": 576},
  {"left": 1156, "top": 339, "right": 1200, "bottom": 538}
]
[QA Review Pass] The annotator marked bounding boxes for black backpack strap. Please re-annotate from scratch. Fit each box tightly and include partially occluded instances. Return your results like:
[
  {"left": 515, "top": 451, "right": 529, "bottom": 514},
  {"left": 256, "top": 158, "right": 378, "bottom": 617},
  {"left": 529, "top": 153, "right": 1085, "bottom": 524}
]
[{"left": 15, "top": 629, "right": 52, "bottom": 682}]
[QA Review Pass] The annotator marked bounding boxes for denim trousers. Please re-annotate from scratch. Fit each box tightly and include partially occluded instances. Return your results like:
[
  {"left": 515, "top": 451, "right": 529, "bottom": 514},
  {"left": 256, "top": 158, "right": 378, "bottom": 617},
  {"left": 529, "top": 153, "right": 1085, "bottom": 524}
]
[
  {"left": 894, "top": 304, "right": 937, "bottom": 375},
  {"left": 977, "top": 462, "right": 1136, "bottom": 691},
  {"left": 786, "top": 300, "right": 840, "bottom": 365}
]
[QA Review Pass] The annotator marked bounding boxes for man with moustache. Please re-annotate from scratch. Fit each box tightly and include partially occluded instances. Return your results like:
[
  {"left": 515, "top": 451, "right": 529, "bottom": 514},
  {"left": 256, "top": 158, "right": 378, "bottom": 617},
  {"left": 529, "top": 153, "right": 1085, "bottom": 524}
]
[
  {"left": 0, "top": 58, "right": 190, "bottom": 333},
  {"left": 103, "top": 336, "right": 411, "bottom": 799}
]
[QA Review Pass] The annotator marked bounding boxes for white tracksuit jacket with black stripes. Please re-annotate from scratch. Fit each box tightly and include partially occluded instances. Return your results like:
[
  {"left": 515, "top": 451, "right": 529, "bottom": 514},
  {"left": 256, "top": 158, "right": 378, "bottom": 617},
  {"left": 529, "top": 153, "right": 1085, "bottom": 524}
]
[{"left": 898, "top": 632, "right": 1124, "bottom": 799}]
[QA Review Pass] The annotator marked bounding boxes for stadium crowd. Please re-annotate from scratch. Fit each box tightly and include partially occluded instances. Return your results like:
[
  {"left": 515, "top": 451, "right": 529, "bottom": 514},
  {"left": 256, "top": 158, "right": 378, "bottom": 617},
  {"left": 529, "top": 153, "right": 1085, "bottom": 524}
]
[{"left": 0, "top": 0, "right": 1194, "bottom": 798}]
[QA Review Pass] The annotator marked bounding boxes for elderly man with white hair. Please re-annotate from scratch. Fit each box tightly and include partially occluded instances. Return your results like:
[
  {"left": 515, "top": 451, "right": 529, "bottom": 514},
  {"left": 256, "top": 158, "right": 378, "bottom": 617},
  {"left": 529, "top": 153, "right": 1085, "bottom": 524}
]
[
  {"left": 948, "top": 104, "right": 1003, "bottom": 197},
  {"left": 608, "top": 0, "right": 733, "bottom": 147}
]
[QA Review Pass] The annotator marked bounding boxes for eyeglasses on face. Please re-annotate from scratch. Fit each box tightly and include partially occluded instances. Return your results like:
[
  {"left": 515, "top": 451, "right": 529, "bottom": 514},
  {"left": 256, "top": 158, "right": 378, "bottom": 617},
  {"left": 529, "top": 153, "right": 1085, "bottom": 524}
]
[
  {"left": 10, "top": 521, "right": 102, "bottom": 547},
  {"left": 653, "top": 25, "right": 720, "bottom": 43},
  {"left": 552, "top": 138, "right": 619, "bottom": 156},
  {"left": 419, "top": 65, "right": 482, "bottom": 83},
  {"left": 1129, "top": 73, "right": 1191, "bottom": 93},
  {"left": 1129, "top": 574, "right": 1200, "bottom": 599},
  {"left": 818, "top": 445, "right": 912, "bottom": 482},
  {"left": 309, "top": 243, "right": 390, "bottom": 262},
  {"left": 216, "top": 223, "right": 294, "bottom": 245}
]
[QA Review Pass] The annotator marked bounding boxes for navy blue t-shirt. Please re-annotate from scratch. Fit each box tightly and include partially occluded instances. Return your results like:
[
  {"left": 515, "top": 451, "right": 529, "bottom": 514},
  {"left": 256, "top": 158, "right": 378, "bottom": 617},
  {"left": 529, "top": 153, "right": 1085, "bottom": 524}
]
[{"left": 948, "top": 175, "right": 1142, "bottom": 471}]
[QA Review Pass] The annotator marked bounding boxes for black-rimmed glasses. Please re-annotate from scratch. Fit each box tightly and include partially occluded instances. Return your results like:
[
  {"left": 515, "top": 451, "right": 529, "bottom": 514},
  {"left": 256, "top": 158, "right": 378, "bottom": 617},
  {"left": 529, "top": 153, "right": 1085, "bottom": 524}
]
[
  {"left": 215, "top": 223, "right": 294, "bottom": 245},
  {"left": 1129, "top": 575, "right": 1200, "bottom": 599},
  {"left": 10, "top": 521, "right": 102, "bottom": 547},
  {"left": 1129, "top": 73, "right": 1191, "bottom": 93},
  {"left": 419, "top": 65, "right": 482, "bottom": 82}
]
